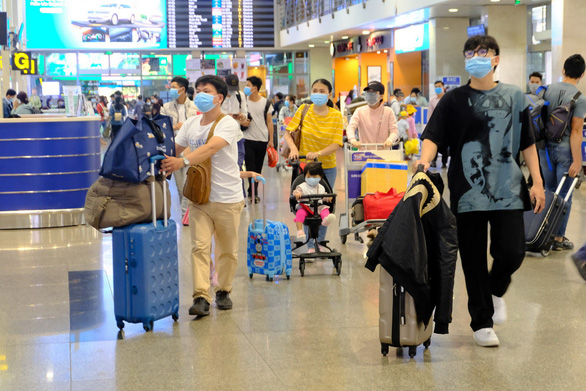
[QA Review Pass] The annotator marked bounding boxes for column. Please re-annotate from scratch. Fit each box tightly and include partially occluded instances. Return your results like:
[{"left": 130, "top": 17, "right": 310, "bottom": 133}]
[
  {"left": 485, "top": 5, "right": 528, "bottom": 90},
  {"left": 551, "top": 0, "right": 586, "bottom": 93},
  {"left": 428, "top": 18, "right": 469, "bottom": 92}
]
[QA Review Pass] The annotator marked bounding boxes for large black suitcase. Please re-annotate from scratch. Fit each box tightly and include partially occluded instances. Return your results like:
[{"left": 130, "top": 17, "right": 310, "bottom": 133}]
[{"left": 524, "top": 174, "right": 578, "bottom": 256}]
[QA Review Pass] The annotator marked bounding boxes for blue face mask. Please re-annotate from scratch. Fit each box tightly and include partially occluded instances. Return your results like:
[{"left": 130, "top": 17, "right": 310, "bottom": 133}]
[
  {"left": 435, "top": 87, "right": 443, "bottom": 95},
  {"left": 310, "top": 93, "right": 328, "bottom": 106},
  {"left": 284, "top": 100, "right": 290, "bottom": 107},
  {"left": 243, "top": 87, "right": 252, "bottom": 96},
  {"left": 306, "top": 177, "right": 321, "bottom": 187},
  {"left": 193, "top": 92, "right": 217, "bottom": 113},
  {"left": 465, "top": 56, "right": 494, "bottom": 79},
  {"left": 169, "top": 88, "right": 180, "bottom": 100}
]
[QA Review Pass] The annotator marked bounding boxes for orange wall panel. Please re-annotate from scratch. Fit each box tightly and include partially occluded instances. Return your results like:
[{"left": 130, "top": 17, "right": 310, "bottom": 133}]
[
  {"left": 333, "top": 56, "right": 359, "bottom": 102},
  {"left": 393, "top": 52, "right": 422, "bottom": 95}
]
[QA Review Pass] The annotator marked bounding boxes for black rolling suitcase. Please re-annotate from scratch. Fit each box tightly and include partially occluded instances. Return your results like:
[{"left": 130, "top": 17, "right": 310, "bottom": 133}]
[{"left": 524, "top": 173, "right": 578, "bottom": 256}]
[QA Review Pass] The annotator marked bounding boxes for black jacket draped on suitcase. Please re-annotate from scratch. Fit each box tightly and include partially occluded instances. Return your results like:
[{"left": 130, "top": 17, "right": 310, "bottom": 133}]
[{"left": 365, "top": 171, "right": 458, "bottom": 334}]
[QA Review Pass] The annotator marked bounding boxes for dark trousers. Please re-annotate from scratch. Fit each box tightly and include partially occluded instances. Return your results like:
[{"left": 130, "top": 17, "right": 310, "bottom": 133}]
[
  {"left": 111, "top": 124, "right": 123, "bottom": 140},
  {"left": 244, "top": 139, "right": 267, "bottom": 197},
  {"left": 456, "top": 210, "right": 525, "bottom": 331}
]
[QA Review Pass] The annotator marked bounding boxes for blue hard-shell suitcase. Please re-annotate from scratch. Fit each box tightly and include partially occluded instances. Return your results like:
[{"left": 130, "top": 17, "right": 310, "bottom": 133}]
[
  {"left": 246, "top": 177, "right": 293, "bottom": 281},
  {"left": 112, "top": 157, "right": 179, "bottom": 332}
]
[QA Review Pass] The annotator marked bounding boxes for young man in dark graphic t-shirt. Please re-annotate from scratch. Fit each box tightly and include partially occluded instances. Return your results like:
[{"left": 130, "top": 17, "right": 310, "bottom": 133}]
[{"left": 416, "top": 35, "right": 546, "bottom": 348}]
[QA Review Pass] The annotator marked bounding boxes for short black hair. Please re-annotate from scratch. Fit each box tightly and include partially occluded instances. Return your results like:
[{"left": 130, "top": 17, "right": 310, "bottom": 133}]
[
  {"left": 434, "top": 80, "right": 444, "bottom": 86},
  {"left": 137, "top": 95, "right": 143, "bottom": 100},
  {"left": 195, "top": 75, "right": 228, "bottom": 104},
  {"left": 303, "top": 162, "right": 325, "bottom": 178},
  {"left": 114, "top": 90, "right": 123, "bottom": 96},
  {"left": 171, "top": 76, "right": 189, "bottom": 90},
  {"left": 411, "top": 87, "right": 420, "bottom": 95},
  {"left": 529, "top": 72, "right": 543, "bottom": 81},
  {"left": 312, "top": 78, "right": 333, "bottom": 93},
  {"left": 392, "top": 88, "right": 402, "bottom": 96},
  {"left": 247, "top": 76, "right": 262, "bottom": 90},
  {"left": 563, "top": 54, "right": 586, "bottom": 79},
  {"left": 463, "top": 35, "right": 500, "bottom": 56},
  {"left": 6, "top": 89, "right": 16, "bottom": 97},
  {"left": 276, "top": 92, "right": 284, "bottom": 100}
]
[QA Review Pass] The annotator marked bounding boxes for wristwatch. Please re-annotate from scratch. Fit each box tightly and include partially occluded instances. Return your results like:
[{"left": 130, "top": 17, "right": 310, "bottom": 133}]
[{"left": 182, "top": 157, "right": 190, "bottom": 167}]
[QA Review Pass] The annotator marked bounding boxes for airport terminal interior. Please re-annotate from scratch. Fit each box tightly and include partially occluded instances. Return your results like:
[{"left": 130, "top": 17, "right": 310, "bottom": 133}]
[{"left": 1, "top": 0, "right": 586, "bottom": 390}]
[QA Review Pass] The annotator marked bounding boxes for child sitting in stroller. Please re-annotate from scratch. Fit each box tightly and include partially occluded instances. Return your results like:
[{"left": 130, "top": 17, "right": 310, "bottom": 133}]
[{"left": 292, "top": 163, "right": 336, "bottom": 242}]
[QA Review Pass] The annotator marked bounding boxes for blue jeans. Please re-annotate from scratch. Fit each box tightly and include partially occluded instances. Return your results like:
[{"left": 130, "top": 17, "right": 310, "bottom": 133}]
[
  {"left": 539, "top": 144, "right": 573, "bottom": 237},
  {"left": 306, "top": 167, "right": 337, "bottom": 250}
]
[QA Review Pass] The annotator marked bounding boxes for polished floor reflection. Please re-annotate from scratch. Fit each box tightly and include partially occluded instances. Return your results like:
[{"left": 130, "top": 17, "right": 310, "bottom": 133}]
[{"left": 1, "top": 157, "right": 585, "bottom": 390}]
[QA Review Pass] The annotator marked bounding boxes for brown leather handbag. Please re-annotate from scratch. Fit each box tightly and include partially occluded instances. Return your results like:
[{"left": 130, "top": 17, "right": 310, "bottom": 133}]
[
  {"left": 280, "top": 104, "right": 310, "bottom": 158},
  {"left": 183, "top": 114, "right": 225, "bottom": 205}
]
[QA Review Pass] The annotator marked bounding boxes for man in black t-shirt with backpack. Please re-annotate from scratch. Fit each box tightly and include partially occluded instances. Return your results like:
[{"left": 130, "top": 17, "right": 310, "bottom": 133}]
[{"left": 538, "top": 54, "right": 586, "bottom": 251}]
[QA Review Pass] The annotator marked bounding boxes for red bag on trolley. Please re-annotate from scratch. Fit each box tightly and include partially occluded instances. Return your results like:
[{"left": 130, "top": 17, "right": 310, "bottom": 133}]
[
  {"left": 267, "top": 146, "right": 279, "bottom": 168},
  {"left": 363, "top": 188, "right": 404, "bottom": 221}
]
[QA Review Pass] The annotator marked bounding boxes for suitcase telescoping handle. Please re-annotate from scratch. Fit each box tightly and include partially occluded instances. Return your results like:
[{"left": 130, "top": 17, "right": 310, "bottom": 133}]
[
  {"left": 149, "top": 156, "right": 168, "bottom": 227},
  {"left": 555, "top": 173, "right": 579, "bottom": 203},
  {"left": 251, "top": 175, "right": 266, "bottom": 227}
]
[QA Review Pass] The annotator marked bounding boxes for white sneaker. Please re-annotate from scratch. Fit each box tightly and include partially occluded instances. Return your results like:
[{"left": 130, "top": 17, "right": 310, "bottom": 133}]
[
  {"left": 296, "top": 230, "right": 306, "bottom": 242},
  {"left": 473, "top": 328, "right": 500, "bottom": 347},
  {"left": 322, "top": 214, "right": 336, "bottom": 226},
  {"left": 492, "top": 295, "right": 507, "bottom": 325}
]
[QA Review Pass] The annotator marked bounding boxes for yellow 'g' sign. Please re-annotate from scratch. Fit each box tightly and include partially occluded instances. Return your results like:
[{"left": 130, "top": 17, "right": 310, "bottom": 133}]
[{"left": 12, "top": 52, "right": 38, "bottom": 75}]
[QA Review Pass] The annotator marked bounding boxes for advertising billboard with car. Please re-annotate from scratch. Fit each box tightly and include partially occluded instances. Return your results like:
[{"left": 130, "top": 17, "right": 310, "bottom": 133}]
[{"left": 25, "top": 0, "right": 167, "bottom": 49}]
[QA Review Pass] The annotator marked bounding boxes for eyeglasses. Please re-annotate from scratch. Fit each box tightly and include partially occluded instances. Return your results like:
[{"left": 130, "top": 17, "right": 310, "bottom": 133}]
[{"left": 463, "top": 48, "right": 495, "bottom": 59}]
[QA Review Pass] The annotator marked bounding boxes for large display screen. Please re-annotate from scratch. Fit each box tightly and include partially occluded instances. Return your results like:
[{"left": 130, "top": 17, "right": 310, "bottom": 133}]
[
  {"left": 25, "top": 0, "right": 167, "bottom": 50},
  {"left": 167, "top": 0, "right": 274, "bottom": 49},
  {"left": 394, "top": 23, "right": 429, "bottom": 54}
]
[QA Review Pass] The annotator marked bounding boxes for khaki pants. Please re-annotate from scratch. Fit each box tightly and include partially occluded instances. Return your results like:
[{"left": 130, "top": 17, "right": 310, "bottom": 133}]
[{"left": 189, "top": 200, "right": 244, "bottom": 303}]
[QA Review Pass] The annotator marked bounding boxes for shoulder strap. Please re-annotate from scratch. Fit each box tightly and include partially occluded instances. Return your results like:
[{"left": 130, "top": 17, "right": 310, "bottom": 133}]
[
  {"left": 235, "top": 91, "right": 242, "bottom": 108},
  {"left": 205, "top": 113, "right": 226, "bottom": 143},
  {"left": 298, "top": 104, "right": 311, "bottom": 129},
  {"left": 571, "top": 91, "right": 582, "bottom": 109},
  {"left": 263, "top": 98, "right": 272, "bottom": 118}
]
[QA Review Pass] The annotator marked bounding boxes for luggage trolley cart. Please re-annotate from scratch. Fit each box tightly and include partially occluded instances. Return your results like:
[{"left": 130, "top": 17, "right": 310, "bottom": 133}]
[{"left": 339, "top": 142, "right": 404, "bottom": 244}]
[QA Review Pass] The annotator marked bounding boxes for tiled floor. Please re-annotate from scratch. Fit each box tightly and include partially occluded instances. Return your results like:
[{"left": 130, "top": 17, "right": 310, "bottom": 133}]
[{"left": 1, "top": 154, "right": 585, "bottom": 390}]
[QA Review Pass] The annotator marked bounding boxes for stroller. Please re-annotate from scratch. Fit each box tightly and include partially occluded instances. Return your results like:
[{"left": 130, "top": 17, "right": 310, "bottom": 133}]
[{"left": 289, "top": 157, "right": 343, "bottom": 277}]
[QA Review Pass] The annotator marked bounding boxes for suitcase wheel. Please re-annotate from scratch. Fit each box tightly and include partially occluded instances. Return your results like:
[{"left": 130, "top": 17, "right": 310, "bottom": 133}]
[
  {"left": 335, "top": 257, "right": 342, "bottom": 276},
  {"left": 286, "top": 274, "right": 290, "bottom": 280},
  {"left": 117, "top": 321, "right": 125, "bottom": 331},
  {"left": 540, "top": 248, "right": 550, "bottom": 257},
  {"left": 340, "top": 234, "right": 347, "bottom": 244},
  {"left": 299, "top": 260, "right": 305, "bottom": 277},
  {"left": 265, "top": 275, "right": 273, "bottom": 282},
  {"left": 381, "top": 343, "right": 389, "bottom": 356},
  {"left": 172, "top": 313, "right": 179, "bottom": 322},
  {"left": 249, "top": 273, "right": 253, "bottom": 279},
  {"left": 408, "top": 346, "right": 416, "bottom": 358},
  {"left": 423, "top": 338, "right": 431, "bottom": 348},
  {"left": 143, "top": 321, "right": 154, "bottom": 332}
]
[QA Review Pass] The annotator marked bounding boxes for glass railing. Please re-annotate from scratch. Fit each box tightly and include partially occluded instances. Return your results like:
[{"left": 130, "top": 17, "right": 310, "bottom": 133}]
[{"left": 278, "top": 0, "right": 369, "bottom": 30}]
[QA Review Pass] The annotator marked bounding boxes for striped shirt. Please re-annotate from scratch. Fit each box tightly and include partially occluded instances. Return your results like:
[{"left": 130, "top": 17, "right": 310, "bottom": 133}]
[{"left": 286, "top": 104, "right": 344, "bottom": 169}]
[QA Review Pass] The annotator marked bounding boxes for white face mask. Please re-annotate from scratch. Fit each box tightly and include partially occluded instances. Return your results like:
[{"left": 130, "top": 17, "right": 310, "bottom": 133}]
[{"left": 528, "top": 82, "right": 541, "bottom": 94}]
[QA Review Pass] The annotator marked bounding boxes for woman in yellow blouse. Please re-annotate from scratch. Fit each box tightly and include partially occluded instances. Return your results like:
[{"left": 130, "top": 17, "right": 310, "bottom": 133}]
[{"left": 284, "top": 78, "right": 344, "bottom": 252}]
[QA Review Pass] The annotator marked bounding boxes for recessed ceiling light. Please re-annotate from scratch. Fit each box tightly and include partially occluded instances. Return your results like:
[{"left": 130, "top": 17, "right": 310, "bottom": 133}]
[
  {"left": 490, "top": 0, "right": 501, "bottom": 2},
  {"left": 377, "top": 51, "right": 381, "bottom": 54},
  {"left": 443, "top": 27, "right": 450, "bottom": 30},
  {"left": 383, "top": 49, "right": 388, "bottom": 53},
  {"left": 449, "top": 8, "right": 458, "bottom": 13},
  {"left": 308, "top": 44, "right": 315, "bottom": 48},
  {"left": 324, "top": 41, "right": 330, "bottom": 44},
  {"left": 362, "top": 30, "right": 370, "bottom": 35},
  {"left": 342, "top": 36, "right": 349, "bottom": 39},
  {"left": 386, "top": 25, "right": 392, "bottom": 28}
]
